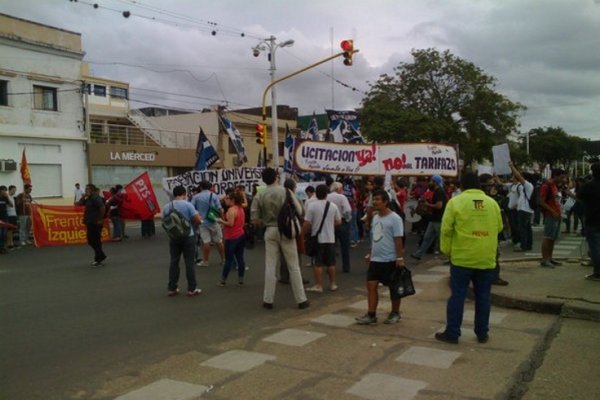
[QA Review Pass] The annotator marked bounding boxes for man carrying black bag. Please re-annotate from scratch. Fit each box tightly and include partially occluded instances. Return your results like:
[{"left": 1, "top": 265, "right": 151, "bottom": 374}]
[{"left": 355, "top": 189, "right": 406, "bottom": 325}]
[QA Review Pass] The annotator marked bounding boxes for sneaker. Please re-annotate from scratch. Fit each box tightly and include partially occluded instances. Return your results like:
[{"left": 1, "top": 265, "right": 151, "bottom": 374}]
[
  {"left": 217, "top": 281, "right": 226, "bottom": 287},
  {"left": 550, "top": 259, "right": 562, "bottom": 266},
  {"left": 355, "top": 313, "right": 377, "bottom": 325},
  {"left": 196, "top": 261, "right": 209, "bottom": 267},
  {"left": 298, "top": 300, "right": 310, "bottom": 309},
  {"left": 410, "top": 253, "right": 421, "bottom": 261},
  {"left": 434, "top": 332, "right": 458, "bottom": 344},
  {"left": 350, "top": 241, "right": 358, "bottom": 248},
  {"left": 167, "top": 288, "right": 180, "bottom": 297},
  {"left": 492, "top": 278, "right": 509, "bottom": 286},
  {"left": 237, "top": 281, "right": 244, "bottom": 287},
  {"left": 306, "top": 285, "right": 323, "bottom": 293},
  {"left": 540, "top": 260, "right": 555, "bottom": 268},
  {"left": 581, "top": 260, "right": 593, "bottom": 267},
  {"left": 383, "top": 312, "right": 401, "bottom": 324},
  {"left": 90, "top": 261, "right": 103, "bottom": 267},
  {"left": 187, "top": 288, "right": 202, "bottom": 297},
  {"left": 585, "top": 274, "right": 600, "bottom": 281},
  {"left": 329, "top": 284, "right": 339, "bottom": 292}
]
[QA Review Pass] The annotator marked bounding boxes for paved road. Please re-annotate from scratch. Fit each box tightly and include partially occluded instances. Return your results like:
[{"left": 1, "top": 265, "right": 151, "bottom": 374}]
[
  {"left": 1, "top": 225, "right": 420, "bottom": 399},
  {"left": 0, "top": 222, "right": 590, "bottom": 399}
]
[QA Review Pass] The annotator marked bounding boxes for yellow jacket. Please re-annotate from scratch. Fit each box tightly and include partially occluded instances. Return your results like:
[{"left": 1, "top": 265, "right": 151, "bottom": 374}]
[{"left": 440, "top": 189, "right": 503, "bottom": 269}]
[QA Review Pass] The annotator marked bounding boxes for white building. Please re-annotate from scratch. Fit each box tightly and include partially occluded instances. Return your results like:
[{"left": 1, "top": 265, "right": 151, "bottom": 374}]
[{"left": 0, "top": 13, "right": 87, "bottom": 203}]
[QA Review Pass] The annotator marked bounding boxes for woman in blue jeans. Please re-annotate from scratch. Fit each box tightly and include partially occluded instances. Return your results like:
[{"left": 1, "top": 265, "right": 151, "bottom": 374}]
[{"left": 217, "top": 191, "right": 246, "bottom": 286}]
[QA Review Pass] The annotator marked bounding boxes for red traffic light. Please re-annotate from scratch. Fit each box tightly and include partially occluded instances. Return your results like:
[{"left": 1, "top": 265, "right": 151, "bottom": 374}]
[
  {"left": 255, "top": 123, "right": 266, "bottom": 145},
  {"left": 340, "top": 40, "right": 354, "bottom": 66},
  {"left": 340, "top": 40, "right": 353, "bottom": 52}
]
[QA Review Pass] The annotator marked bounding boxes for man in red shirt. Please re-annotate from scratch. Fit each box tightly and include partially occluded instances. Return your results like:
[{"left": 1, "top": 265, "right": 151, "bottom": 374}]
[{"left": 539, "top": 169, "right": 567, "bottom": 268}]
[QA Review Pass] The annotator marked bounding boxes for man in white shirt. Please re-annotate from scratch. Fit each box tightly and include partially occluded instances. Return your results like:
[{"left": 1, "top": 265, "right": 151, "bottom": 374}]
[
  {"left": 302, "top": 184, "right": 341, "bottom": 292},
  {"left": 509, "top": 162, "right": 534, "bottom": 252},
  {"left": 73, "top": 183, "right": 84, "bottom": 205},
  {"left": 505, "top": 178, "right": 520, "bottom": 249},
  {"left": 327, "top": 182, "right": 352, "bottom": 272}
]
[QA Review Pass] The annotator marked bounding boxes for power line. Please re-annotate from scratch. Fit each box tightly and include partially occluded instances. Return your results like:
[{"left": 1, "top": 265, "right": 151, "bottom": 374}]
[{"left": 70, "top": 0, "right": 263, "bottom": 39}]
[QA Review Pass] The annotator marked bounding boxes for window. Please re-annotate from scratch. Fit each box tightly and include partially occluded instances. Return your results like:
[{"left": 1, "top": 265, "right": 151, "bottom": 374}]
[
  {"left": 110, "top": 87, "right": 128, "bottom": 99},
  {"left": 93, "top": 84, "right": 106, "bottom": 97},
  {"left": 28, "top": 164, "right": 63, "bottom": 198},
  {"left": 33, "top": 85, "right": 57, "bottom": 111},
  {"left": 0, "top": 80, "right": 7, "bottom": 106},
  {"left": 82, "top": 83, "right": 91, "bottom": 94}
]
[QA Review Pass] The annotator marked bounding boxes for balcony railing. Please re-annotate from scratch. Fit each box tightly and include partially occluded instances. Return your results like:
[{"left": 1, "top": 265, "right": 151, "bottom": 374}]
[{"left": 89, "top": 122, "right": 196, "bottom": 148}]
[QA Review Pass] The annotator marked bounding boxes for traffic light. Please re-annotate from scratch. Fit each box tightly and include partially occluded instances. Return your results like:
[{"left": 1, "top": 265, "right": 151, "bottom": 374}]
[
  {"left": 340, "top": 40, "right": 354, "bottom": 66},
  {"left": 255, "top": 123, "right": 266, "bottom": 146}
]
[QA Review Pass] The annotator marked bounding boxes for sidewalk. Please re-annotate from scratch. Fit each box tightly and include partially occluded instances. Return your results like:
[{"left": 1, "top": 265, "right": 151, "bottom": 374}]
[
  {"left": 494, "top": 256, "right": 600, "bottom": 321},
  {"left": 105, "top": 252, "right": 600, "bottom": 400}
]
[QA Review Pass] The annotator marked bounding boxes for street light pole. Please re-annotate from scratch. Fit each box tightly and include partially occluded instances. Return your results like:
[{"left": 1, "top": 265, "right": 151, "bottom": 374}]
[
  {"left": 268, "top": 36, "right": 279, "bottom": 168},
  {"left": 253, "top": 36, "right": 294, "bottom": 168}
]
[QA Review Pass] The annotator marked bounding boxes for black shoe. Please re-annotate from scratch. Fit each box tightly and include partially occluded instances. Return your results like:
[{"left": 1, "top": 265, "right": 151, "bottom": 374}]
[
  {"left": 410, "top": 253, "right": 421, "bottom": 261},
  {"left": 434, "top": 332, "right": 458, "bottom": 344},
  {"left": 262, "top": 302, "right": 273, "bottom": 310},
  {"left": 302, "top": 278, "right": 310, "bottom": 284},
  {"left": 278, "top": 279, "right": 290, "bottom": 284},
  {"left": 492, "top": 278, "right": 509, "bottom": 286},
  {"left": 298, "top": 300, "right": 310, "bottom": 309},
  {"left": 478, "top": 335, "right": 489, "bottom": 344}
]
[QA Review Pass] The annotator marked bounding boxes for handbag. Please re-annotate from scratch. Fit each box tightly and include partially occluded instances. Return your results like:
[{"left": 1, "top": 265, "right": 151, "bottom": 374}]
[
  {"left": 305, "top": 201, "right": 330, "bottom": 257},
  {"left": 206, "top": 193, "right": 220, "bottom": 222},
  {"left": 391, "top": 267, "right": 416, "bottom": 298}
]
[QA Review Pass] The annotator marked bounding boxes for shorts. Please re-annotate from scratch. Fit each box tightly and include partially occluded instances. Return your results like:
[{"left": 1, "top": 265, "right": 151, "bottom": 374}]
[
  {"left": 543, "top": 217, "right": 561, "bottom": 241},
  {"left": 367, "top": 261, "right": 402, "bottom": 300},
  {"left": 314, "top": 243, "right": 336, "bottom": 267},
  {"left": 199, "top": 223, "right": 223, "bottom": 244}
]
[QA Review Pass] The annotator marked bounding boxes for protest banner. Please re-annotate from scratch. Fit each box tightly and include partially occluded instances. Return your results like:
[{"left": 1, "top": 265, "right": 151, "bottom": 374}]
[
  {"left": 31, "top": 204, "right": 110, "bottom": 248},
  {"left": 294, "top": 141, "right": 458, "bottom": 177},
  {"left": 122, "top": 172, "right": 160, "bottom": 219},
  {"left": 162, "top": 167, "right": 264, "bottom": 197}
]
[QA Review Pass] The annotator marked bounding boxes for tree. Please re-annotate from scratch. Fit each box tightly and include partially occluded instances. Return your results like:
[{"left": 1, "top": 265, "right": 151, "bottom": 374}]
[
  {"left": 528, "top": 126, "right": 588, "bottom": 169},
  {"left": 359, "top": 48, "right": 525, "bottom": 167}
]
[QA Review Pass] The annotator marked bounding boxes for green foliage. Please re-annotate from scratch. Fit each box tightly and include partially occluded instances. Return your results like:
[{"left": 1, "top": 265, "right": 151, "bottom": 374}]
[
  {"left": 359, "top": 48, "right": 525, "bottom": 167},
  {"left": 528, "top": 126, "right": 589, "bottom": 169}
]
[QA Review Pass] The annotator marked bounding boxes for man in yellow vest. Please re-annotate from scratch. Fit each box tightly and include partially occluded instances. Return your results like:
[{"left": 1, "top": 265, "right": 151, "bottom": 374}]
[{"left": 435, "top": 172, "right": 503, "bottom": 344}]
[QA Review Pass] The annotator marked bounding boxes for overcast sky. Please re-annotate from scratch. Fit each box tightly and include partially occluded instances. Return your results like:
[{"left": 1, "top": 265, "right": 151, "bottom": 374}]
[{"left": 2, "top": 0, "right": 600, "bottom": 140}]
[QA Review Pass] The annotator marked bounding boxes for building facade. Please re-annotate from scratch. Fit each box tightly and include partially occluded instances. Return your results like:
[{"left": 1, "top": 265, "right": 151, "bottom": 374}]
[{"left": 0, "top": 13, "right": 87, "bottom": 202}]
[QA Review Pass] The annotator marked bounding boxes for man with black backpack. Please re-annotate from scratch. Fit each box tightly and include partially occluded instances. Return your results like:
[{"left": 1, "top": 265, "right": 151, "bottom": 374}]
[
  {"left": 162, "top": 186, "right": 202, "bottom": 297},
  {"left": 251, "top": 168, "right": 309, "bottom": 310}
]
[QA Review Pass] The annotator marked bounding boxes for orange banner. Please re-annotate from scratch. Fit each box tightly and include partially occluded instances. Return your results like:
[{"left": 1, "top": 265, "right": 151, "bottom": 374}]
[{"left": 31, "top": 204, "right": 110, "bottom": 247}]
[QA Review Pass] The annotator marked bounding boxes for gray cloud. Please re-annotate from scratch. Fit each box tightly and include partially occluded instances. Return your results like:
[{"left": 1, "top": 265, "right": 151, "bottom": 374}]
[{"left": 1, "top": 0, "right": 598, "bottom": 139}]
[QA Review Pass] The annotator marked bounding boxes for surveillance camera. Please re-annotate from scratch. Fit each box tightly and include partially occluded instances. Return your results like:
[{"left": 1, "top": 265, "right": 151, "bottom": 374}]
[{"left": 253, "top": 48, "right": 260, "bottom": 57}]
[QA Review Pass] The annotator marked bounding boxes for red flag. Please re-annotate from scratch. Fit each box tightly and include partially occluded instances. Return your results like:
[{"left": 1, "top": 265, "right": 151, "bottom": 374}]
[
  {"left": 20, "top": 148, "right": 31, "bottom": 185},
  {"left": 121, "top": 172, "right": 160, "bottom": 220}
]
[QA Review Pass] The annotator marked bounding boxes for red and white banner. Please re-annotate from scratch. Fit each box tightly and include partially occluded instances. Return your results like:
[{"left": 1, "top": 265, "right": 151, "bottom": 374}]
[
  {"left": 121, "top": 172, "right": 160, "bottom": 220},
  {"left": 294, "top": 141, "right": 458, "bottom": 177},
  {"left": 31, "top": 204, "right": 110, "bottom": 248}
]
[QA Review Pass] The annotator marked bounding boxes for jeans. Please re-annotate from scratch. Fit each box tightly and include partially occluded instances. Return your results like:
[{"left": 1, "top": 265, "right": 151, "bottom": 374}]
[
  {"left": 111, "top": 215, "right": 123, "bottom": 238},
  {"left": 86, "top": 223, "right": 106, "bottom": 262},
  {"left": 336, "top": 222, "right": 351, "bottom": 272},
  {"left": 168, "top": 235, "right": 197, "bottom": 292},
  {"left": 350, "top": 210, "right": 359, "bottom": 243},
  {"left": 0, "top": 227, "right": 6, "bottom": 250},
  {"left": 414, "top": 221, "right": 441, "bottom": 258},
  {"left": 445, "top": 265, "right": 495, "bottom": 340},
  {"left": 509, "top": 209, "right": 520, "bottom": 244},
  {"left": 222, "top": 235, "right": 246, "bottom": 281},
  {"left": 517, "top": 210, "right": 533, "bottom": 250},
  {"left": 585, "top": 225, "right": 600, "bottom": 277},
  {"left": 18, "top": 215, "right": 30, "bottom": 243}
]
